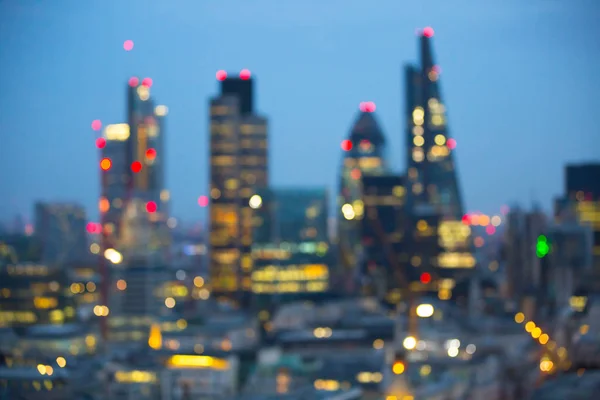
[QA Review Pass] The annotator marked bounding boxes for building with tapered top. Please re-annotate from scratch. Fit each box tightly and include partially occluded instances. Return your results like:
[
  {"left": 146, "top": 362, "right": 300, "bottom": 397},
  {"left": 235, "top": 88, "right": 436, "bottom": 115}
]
[
  {"left": 404, "top": 27, "right": 475, "bottom": 303},
  {"left": 209, "top": 70, "right": 268, "bottom": 303},
  {"left": 337, "top": 102, "right": 388, "bottom": 293}
]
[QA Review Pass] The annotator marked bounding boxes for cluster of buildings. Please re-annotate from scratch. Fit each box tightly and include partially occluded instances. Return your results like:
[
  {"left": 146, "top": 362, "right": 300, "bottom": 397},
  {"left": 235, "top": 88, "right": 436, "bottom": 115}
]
[{"left": 1, "top": 27, "right": 599, "bottom": 400}]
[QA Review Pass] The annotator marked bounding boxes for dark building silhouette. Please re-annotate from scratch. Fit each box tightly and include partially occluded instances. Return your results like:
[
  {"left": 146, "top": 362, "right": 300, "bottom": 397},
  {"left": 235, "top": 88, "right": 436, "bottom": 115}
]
[
  {"left": 337, "top": 103, "right": 388, "bottom": 293},
  {"left": 404, "top": 28, "right": 475, "bottom": 301}
]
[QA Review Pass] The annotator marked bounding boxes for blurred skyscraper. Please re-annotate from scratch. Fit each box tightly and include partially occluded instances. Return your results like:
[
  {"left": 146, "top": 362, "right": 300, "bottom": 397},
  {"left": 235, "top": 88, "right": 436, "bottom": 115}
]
[
  {"left": 250, "top": 188, "right": 331, "bottom": 307},
  {"left": 100, "top": 78, "right": 170, "bottom": 265},
  {"left": 337, "top": 102, "right": 388, "bottom": 293},
  {"left": 209, "top": 70, "right": 268, "bottom": 303},
  {"left": 34, "top": 202, "right": 87, "bottom": 267},
  {"left": 404, "top": 28, "right": 475, "bottom": 303}
]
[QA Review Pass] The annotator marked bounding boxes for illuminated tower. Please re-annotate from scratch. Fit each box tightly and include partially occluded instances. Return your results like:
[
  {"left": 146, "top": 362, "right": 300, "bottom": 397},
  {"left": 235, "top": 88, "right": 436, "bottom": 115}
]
[
  {"left": 209, "top": 69, "right": 268, "bottom": 302},
  {"left": 337, "top": 102, "right": 388, "bottom": 292},
  {"left": 404, "top": 27, "right": 475, "bottom": 300}
]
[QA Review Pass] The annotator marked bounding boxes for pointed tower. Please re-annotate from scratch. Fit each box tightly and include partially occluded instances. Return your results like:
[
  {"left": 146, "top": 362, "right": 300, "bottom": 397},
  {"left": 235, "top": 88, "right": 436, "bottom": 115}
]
[
  {"left": 405, "top": 28, "right": 475, "bottom": 302},
  {"left": 337, "top": 102, "right": 388, "bottom": 292}
]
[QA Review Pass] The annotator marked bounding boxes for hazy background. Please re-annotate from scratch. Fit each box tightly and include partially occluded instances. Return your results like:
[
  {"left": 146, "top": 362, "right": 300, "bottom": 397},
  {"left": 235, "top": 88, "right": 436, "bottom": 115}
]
[{"left": 1, "top": 0, "right": 599, "bottom": 222}]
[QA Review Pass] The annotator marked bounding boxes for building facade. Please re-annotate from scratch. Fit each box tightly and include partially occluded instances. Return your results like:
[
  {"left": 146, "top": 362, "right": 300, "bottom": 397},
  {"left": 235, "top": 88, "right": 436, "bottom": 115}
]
[
  {"left": 404, "top": 28, "right": 475, "bottom": 301},
  {"left": 250, "top": 188, "right": 331, "bottom": 305},
  {"left": 338, "top": 103, "right": 388, "bottom": 293},
  {"left": 209, "top": 71, "right": 268, "bottom": 302}
]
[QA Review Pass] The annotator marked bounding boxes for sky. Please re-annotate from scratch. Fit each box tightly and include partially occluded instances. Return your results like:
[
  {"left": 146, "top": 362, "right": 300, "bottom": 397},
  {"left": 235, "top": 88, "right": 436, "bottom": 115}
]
[{"left": 1, "top": 0, "right": 599, "bottom": 224}]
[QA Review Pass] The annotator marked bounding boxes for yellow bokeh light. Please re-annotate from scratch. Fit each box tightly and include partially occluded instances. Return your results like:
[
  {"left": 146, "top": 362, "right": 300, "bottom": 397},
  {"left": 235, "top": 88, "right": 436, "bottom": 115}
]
[
  {"left": 413, "top": 136, "right": 425, "bottom": 147},
  {"left": 525, "top": 321, "right": 536, "bottom": 333},
  {"left": 514, "top": 312, "right": 525, "bottom": 323},
  {"left": 434, "top": 134, "right": 446, "bottom": 145}
]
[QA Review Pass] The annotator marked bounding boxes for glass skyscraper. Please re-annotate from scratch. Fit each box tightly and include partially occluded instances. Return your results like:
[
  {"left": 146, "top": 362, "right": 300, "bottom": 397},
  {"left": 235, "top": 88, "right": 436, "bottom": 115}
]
[
  {"left": 337, "top": 104, "right": 388, "bottom": 292},
  {"left": 404, "top": 28, "right": 475, "bottom": 301}
]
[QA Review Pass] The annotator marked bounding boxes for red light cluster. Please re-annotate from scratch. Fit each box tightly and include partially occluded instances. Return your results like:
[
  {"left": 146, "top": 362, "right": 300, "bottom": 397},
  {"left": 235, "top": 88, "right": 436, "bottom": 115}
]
[
  {"left": 423, "top": 27, "right": 434, "bottom": 38},
  {"left": 141, "top": 77, "right": 153, "bottom": 88},
  {"left": 86, "top": 222, "right": 102, "bottom": 234},
  {"left": 420, "top": 272, "right": 432, "bottom": 284},
  {"left": 216, "top": 70, "right": 227, "bottom": 81},
  {"left": 91, "top": 120, "right": 102, "bottom": 131},
  {"left": 447, "top": 138, "right": 457, "bottom": 150},
  {"left": 359, "top": 102, "right": 376, "bottom": 113},
  {"left": 96, "top": 138, "right": 106, "bottom": 149},
  {"left": 239, "top": 69, "right": 251, "bottom": 80},
  {"left": 131, "top": 161, "right": 142, "bottom": 173},
  {"left": 341, "top": 139, "right": 353, "bottom": 151},
  {"left": 128, "top": 77, "right": 139, "bottom": 87},
  {"left": 146, "top": 148, "right": 157, "bottom": 160},
  {"left": 146, "top": 201, "right": 157, "bottom": 213}
]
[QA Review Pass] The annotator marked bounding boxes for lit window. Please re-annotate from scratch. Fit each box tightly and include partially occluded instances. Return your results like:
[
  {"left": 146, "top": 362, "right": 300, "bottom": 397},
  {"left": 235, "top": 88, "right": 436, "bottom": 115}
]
[
  {"left": 434, "top": 135, "right": 446, "bottom": 145},
  {"left": 413, "top": 136, "right": 425, "bottom": 147},
  {"left": 413, "top": 126, "right": 424, "bottom": 136},
  {"left": 412, "top": 149, "right": 424, "bottom": 163}
]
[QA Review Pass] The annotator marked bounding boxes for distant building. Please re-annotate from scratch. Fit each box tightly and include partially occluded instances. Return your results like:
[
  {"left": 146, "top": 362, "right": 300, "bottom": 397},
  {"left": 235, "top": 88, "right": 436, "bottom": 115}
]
[
  {"left": 338, "top": 103, "right": 388, "bottom": 293},
  {"left": 403, "top": 29, "right": 475, "bottom": 303},
  {"left": 360, "top": 175, "right": 409, "bottom": 305},
  {"left": 251, "top": 188, "right": 331, "bottom": 305},
  {"left": 209, "top": 70, "right": 269, "bottom": 302},
  {"left": 34, "top": 202, "right": 87, "bottom": 266}
]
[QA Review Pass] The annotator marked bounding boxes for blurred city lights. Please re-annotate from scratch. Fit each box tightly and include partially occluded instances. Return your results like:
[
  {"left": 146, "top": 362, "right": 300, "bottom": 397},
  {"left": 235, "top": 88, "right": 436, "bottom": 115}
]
[
  {"left": 420, "top": 272, "right": 432, "bottom": 284},
  {"left": 514, "top": 312, "right": 525, "bottom": 323},
  {"left": 341, "top": 140, "right": 352, "bottom": 151},
  {"left": 392, "top": 361, "right": 405, "bottom": 375},
  {"left": 485, "top": 225, "right": 496, "bottom": 235},
  {"left": 131, "top": 161, "right": 142, "bottom": 173},
  {"left": 146, "top": 148, "right": 157, "bottom": 160},
  {"left": 86, "top": 222, "right": 101, "bottom": 234},
  {"left": 536, "top": 235, "right": 550, "bottom": 258},
  {"left": 416, "top": 303, "right": 434, "bottom": 318},
  {"left": 141, "top": 77, "right": 153, "bottom": 88},
  {"left": 128, "top": 77, "right": 139, "bottom": 87},
  {"left": 446, "top": 138, "right": 457, "bottom": 149},
  {"left": 403, "top": 336, "right": 417, "bottom": 350},
  {"left": 491, "top": 215, "right": 501, "bottom": 226},
  {"left": 123, "top": 40, "right": 134, "bottom": 51},
  {"left": 95, "top": 138, "right": 106, "bottom": 149},
  {"left": 146, "top": 201, "right": 158, "bottom": 213},
  {"left": 100, "top": 158, "right": 112, "bottom": 171},
  {"left": 239, "top": 69, "right": 251, "bottom": 80},
  {"left": 216, "top": 70, "right": 227, "bottom": 81},
  {"left": 249, "top": 195, "right": 262, "bottom": 209},
  {"left": 198, "top": 195, "right": 209, "bottom": 207},
  {"left": 91, "top": 120, "right": 102, "bottom": 131}
]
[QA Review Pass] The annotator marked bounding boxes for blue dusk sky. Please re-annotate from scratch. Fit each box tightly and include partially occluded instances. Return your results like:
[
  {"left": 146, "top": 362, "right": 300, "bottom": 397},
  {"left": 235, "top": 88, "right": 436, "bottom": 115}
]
[{"left": 1, "top": 0, "right": 599, "bottom": 224}]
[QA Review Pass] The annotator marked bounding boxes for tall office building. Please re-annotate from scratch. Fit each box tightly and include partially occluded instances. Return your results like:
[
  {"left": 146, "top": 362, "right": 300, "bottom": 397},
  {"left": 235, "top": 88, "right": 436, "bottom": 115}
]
[
  {"left": 100, "top": 78, "right": 170, "bottom": 264},
  {"left": 34, "top": 202, "right": 87, "bottom": 267},
  {"left": 554, "top": 163, "right": 600, "bottom": 288},
  {"left": 337, "top": 102, "right": 388, "bottom": 292},
  {"left": 404, "top": 28, "right": 475, "bottom": 299},
  {"left": 209, "top": 70, "right": 268, "bottom": 301},
  {"left": 360, "top": 175, "right": 408, "bottom": 305},
  {"left": 250, "top": 188, "right": 331, "bottom": 305}
]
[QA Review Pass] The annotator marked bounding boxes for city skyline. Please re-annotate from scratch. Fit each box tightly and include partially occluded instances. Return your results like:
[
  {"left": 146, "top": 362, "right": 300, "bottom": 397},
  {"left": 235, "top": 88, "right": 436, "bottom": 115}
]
[{"left": 1, "top": 0, "right": 599, "bottom": 223}]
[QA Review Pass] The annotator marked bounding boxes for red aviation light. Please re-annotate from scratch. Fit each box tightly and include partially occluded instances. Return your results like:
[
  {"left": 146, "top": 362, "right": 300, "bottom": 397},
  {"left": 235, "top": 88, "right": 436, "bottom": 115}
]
[
  {"left": 141, "top": 78, "right": 153, "bottom": 88},
  {"left": 146, "top": 148, "right": 157, "bottom": 160},
  {"left": 461, "top": 214, "right": 471, "bottom": 225},
  {"left": 359, "top": 102, "right": 376, "bottom": 112},
  {"left": 86, "top": 222, "right": 101, "bottom": 234},
  {"left": 123, "top": 40, "right": 134, "bottom": 51},
  {"left": 420, "top": 272, "right": 432, "bottom": 284},
  {"left": 216, "top": 70, "right": 227, "bottom": 81},
  {"left": 100, "top": 158, "right": 112, "bottom": 171},
  {"left": 96, "top": 138, "right": 106, "bottom": 149},
  {"left": 128, "top": 77, "right": 139, "bottom": 87},
  {"left": 239, "top": 69, "right": 251, "bottom": 80},
  {"left": 447, "top": 138, "right": 457, "bottom": 150},
  {"left": 131, "top": 161, "right": 142, "bottom": 173},
  {"left": 341, "top": 140, "right": 353, "bottom": 151},
  {"left": 198, "top": 196, "right": 209, "bottom": 207},
  {"left": 91, "top": 120, "right": 102, "bottom": 131},
  {"left": 146, "top": 201, "right": 157, "bottom": 213},
  {"left": 423, "top": 27, "right": 434, "bottom": 37}
]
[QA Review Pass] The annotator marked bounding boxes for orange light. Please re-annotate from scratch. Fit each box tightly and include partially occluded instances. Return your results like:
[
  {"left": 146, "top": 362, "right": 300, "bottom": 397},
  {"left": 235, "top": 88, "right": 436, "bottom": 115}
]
[
  {"left": 100, "top": 158, "right": 112, "bottom": 171},
  {"left": 99, "top": 197, "right": 110, "bottom": 213},
  {"left": 392, "top": 361, "right": 405, "bottom": 375}
]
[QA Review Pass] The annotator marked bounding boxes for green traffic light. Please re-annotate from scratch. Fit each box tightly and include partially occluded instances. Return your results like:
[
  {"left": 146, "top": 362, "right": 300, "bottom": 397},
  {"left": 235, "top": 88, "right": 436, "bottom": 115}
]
[{"left": 536, "top": 235, "right": 550, "bottom": 258}]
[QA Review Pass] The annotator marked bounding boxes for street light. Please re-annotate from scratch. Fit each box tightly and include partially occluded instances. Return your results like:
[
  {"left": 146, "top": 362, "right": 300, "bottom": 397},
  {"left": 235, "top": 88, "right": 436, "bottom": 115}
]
[
  {"left": 416, "top": 304, "right": 434, "bottom": 318},
  {"left": 403, "top": 336, "right": 417, "bottom": 350}
]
